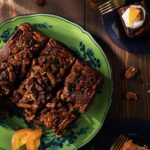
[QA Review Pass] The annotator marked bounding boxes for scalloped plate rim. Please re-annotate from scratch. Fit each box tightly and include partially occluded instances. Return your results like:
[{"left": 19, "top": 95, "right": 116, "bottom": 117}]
[{"left": 0, "top": 13, "right": 113, "bottom": 150}]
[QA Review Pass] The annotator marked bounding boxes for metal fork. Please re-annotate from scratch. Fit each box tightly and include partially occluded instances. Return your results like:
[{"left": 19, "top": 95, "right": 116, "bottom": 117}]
[
  {"left": 98, "top": 0, "right": 126, "bottom": 15},
  {"left": 110, "top": 135, "right": 129, "bottom": 150}
]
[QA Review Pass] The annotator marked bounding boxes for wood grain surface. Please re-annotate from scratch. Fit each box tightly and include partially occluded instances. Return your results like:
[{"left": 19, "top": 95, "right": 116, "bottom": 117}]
[{"left": 0, "top": 0, "right": 150, "bottom": 149}]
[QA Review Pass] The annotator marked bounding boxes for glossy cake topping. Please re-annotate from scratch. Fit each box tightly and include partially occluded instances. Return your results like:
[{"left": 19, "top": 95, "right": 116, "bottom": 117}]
[
  {"left": 121, "top": 140, "right": 149, "bottom": 150},
  {"left": 122, "top": 5, "right": 146, "bottom": 29}
]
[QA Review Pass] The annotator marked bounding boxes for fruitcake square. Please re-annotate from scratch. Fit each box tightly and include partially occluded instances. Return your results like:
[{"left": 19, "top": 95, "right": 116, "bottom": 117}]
[
  {"left": 0, "top": 23, "right": 48, "bottom": 96},
  {"left": 56, "top": 60, "right": 103, "bottom": 112},
  {"left": 13, "top": 39, "right": 76, "bottom": 121},
  {"left": 35, "top": 100, "right": 79, "bottom": 137}
]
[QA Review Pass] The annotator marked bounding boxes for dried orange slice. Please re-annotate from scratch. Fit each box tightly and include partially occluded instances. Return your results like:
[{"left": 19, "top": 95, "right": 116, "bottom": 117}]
[
  {"left": 129, "top": 7, "right": 140, "bottom": 25},
  {"left": 12, "top": 128, "right": 32, "bottom": 150},
  {"left": 26, "top": 129, "right": 42, "bottom": 150}
]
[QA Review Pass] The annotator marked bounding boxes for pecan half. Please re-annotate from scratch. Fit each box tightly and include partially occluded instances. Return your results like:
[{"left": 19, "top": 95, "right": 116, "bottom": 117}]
[
  {"left": 126, "top": 91, "right": 138, "bottom": 100},
  {"left": 36, "top": 0, "right": 46, "bottom": 6},
  {"left": 125, "top": 66, "right": 137, "bottom": 79},
  {"left": 147, "top": 90, "right": 150, "bottom": 94}
]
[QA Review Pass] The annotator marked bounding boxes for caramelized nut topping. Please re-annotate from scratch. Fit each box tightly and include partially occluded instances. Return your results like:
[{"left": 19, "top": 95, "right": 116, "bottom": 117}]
[{"left": 0, "top": 23, "right": 48, "bottom": 96}]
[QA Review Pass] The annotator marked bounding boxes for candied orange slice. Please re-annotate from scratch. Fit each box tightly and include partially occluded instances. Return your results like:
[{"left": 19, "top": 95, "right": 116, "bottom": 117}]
[
  {"left": 26, "top": 129, "right": 42, "bottom": 150},
  {"left": 129, "top": 7, "right": 140, "bottom": 25},
  {"left": 12, "top": 128, "right": 32, "bottom": 150}
]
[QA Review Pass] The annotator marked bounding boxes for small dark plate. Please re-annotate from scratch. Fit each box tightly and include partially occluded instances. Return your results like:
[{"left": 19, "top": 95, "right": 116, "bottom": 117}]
[
  {"left": 93, "top": 118, "right": 150, "bottom": 150},
  {"left": 102, "top": 0, "right": 150, "bottom": 53}
]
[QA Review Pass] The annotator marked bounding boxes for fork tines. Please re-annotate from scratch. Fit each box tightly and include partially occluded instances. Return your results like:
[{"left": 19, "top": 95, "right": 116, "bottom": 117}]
[
  {"left": 110, "top": 135, "right": 129, "bottom": 150},
  {"left": 98, "top": 0, "right": 117, "bottom": 15}
]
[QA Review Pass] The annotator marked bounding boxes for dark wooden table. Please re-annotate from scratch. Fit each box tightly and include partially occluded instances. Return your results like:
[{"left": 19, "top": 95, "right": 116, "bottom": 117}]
[{"left": 0, "top": 0, "right": 150, "bottom": 149}]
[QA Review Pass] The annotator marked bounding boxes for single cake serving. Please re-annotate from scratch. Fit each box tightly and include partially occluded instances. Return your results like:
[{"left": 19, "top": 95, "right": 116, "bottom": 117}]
[
  {"left": 118, "top": 0, "right": 150, "bottom": 38},
  {"left": 13, "top": 39, "right": 76, "bottom": 121},
  {"left": 56, "top": 60, "right": 103, "bottom": 112},
  {"left": 35, "top": 99, "right": 79, "bottom": 137},
  {"left": 0, "top": 23, "right": 48, "bottom": 96}
]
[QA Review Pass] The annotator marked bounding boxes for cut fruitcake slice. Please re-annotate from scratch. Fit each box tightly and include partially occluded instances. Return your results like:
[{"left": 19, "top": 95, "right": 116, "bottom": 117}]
[
  {"left": 35, "top": 99, "right": 79, "bottom": 137},
  {"left": 13, "top": 39, "right": 76, "bottom": 121},
  {"left": 56, "top": 60, "right": 103, "bottom": 112},
  {"left": 0, "top": 23, "right": 48, "bottom": 96}
]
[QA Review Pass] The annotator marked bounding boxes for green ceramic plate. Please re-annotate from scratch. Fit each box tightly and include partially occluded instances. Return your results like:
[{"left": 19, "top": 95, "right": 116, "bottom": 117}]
[{"left": 0, "top": 14, "right": 112, "bottom": 150}]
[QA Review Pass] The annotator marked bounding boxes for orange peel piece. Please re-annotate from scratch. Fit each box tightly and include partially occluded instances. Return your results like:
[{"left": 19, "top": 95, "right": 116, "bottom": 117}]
[
  {"left": 12, "top": 128, "right": 32, "bottom": 150},
  {"left": 129, "top": 7, "right": 140, "bottom": 25},
  {"left": 26, "top": 129, "right": 42, "bottom": 150},
  {"left": 12, "top": 128, "right": 42, "bottom": 150}
]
